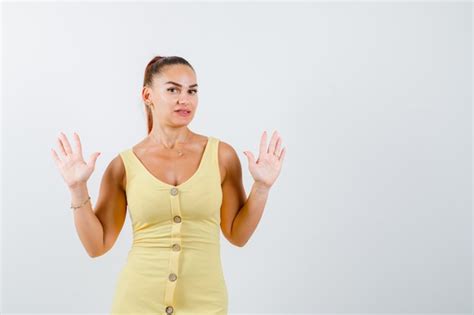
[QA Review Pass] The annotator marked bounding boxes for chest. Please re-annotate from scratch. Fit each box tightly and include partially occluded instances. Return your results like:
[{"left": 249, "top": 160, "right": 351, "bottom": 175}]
[{"left": 124, "top": 143, "right": 226, "bottom": 189}]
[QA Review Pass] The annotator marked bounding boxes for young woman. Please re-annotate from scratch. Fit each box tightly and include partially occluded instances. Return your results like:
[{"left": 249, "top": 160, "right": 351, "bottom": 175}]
[{"left": 51, "top": 55, "right": 286, "bottom": 314}]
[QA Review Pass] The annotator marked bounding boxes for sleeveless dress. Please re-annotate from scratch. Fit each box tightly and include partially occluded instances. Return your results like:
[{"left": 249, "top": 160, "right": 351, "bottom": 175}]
[{"left": 110, "top": 136, "right": 228, "bottom": 315}]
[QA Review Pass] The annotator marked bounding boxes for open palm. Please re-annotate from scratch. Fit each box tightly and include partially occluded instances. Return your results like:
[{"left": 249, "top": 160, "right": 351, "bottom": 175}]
[
  {"left": 51, "top": 132, "right": 101, "bottom": 189},
  {"left": 243, "top": 130, "right": 286, "bottom": 189}
]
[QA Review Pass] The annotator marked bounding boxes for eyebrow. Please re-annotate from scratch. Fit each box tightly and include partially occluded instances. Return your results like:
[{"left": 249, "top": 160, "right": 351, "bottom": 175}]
[{"left": 165, "top": 81, "right": 198, "bottom": 88}]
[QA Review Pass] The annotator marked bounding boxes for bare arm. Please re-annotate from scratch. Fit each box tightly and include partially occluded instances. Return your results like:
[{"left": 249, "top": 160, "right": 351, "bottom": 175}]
[
  {"left": 219, "top": 141, "right": 269, "bottom": 247},
  {"left": 219, "top": 141, "right": 247, "bottom": 247},
  {"left": 70, "top": 155, "right": 127, "bottom": 258},
  {"left": 52, "top": 132, "right": 127, "bottom": 258},
  {"left": 219, "top": 131, "right": 286, "bottom": 247}
]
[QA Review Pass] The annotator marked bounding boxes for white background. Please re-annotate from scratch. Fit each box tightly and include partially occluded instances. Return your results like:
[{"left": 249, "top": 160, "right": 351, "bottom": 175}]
[{"left": 1, "top": 1, "right": 472, "bottom": 314}]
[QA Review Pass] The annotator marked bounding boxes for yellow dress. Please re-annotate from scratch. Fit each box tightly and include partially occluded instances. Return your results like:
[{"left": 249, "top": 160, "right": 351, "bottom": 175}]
[{"left": 110, "top": 136, "right": 228, "bottom": 315}]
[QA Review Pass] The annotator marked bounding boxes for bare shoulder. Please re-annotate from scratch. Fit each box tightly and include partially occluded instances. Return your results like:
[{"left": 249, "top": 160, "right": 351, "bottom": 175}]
[
  {"left": 105, "top": 153, "right": 127, "bottom": 191},
  {"left": 217, "top": 139, "right": 241, "bottom": 183},
  {"left": 218, "top": 140, "right": 238, "bottom": 160}
]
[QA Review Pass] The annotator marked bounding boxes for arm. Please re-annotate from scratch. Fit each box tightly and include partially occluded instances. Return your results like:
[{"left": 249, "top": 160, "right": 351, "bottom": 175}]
[
  {"left": 71, "top": 155, "right": 127, "bottom": 258},
  {"left": 218, "top": 141, "right": 271, "bottom": 247},
  {"left": 219, "top": 131, "right": 285, "bottom": 247},
  {"left": 218, "top": 141, "right": 250, "bottom": 247},
  {"left": 52, "top": 132, "right": 127, "bottom": 258},
  {"left": 228, "top": 182, "right": 270, "bottom": 247}
]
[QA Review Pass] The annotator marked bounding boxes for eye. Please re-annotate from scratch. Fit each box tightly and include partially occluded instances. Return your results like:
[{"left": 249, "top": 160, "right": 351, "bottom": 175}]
[
  {"left": 189, "top": 89, "right": 198, "bottom": 94},
  {"left": 167, "top": 87, "right": 178, "bottom": 93}
]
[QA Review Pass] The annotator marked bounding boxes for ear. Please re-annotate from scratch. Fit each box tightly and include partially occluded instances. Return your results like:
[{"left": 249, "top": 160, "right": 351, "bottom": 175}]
[{"left": 142, "top": 86, "right": 152, "bottom": 104}]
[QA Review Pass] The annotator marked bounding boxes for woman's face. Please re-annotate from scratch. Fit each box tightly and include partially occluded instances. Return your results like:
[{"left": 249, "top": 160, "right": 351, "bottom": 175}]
[{"left": 143, "top": 64, "right": 198, "bottom": 127}]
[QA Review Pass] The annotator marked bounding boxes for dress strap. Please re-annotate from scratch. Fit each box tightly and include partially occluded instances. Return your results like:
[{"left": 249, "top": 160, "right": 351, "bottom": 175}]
[
  {"left": 118, "top": 149, "right": 135, "bottom": 189},
  {"left": 209, "top": 136, "right": 221, "bottom": 181}
]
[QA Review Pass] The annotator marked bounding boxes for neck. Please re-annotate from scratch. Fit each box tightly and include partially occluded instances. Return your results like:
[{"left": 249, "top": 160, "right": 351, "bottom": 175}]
[{"left": 149, "top": 128, "right": 192, "bottom": 149}]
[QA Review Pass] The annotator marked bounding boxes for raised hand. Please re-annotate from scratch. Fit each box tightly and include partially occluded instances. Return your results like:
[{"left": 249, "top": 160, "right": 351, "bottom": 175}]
[
  {"left": 243, "top": 130, "right": 286, "bottom": 189},
  {"left": 51, "top": 132, "right": 101, "bottom": 189}
]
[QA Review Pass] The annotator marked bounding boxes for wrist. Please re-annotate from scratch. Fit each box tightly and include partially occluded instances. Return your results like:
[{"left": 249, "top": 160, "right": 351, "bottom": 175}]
[
  {"left": 253, "top": 181, "right": 271, "bottom": 192},
  {"left": 69, "top": 183, "right": 91, "bottom": 211},
  {"left": 69, "top": 183, "right": 89, "bottom": 201},
  {"left": 69, "top": 182, "right": 87, "bottom": 192}
]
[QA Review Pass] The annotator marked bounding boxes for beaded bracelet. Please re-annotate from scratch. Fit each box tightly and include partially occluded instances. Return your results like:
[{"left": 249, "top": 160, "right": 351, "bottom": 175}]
[{"left": 71, "top": 196, "right": 91, "bottom": 210}]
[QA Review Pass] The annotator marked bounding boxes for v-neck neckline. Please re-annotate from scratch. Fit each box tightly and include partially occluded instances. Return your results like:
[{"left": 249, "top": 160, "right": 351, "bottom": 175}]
[{"left": 129, "top": 137, "right": 211, "bottom": 188}]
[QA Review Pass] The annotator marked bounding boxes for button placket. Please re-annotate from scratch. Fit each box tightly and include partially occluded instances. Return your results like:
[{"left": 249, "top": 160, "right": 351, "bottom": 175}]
[
  {"left": 170, "top": 187, "right": 178, "bottom": 196},
  {"left": 165, "top": 305, "right": 174, "bottom": 314},
  {"left": 168, "top": 273, "right": 177, "bottom": 281},
  {"left": 164, "top": 187, "right": 183, "bottom": 310}
]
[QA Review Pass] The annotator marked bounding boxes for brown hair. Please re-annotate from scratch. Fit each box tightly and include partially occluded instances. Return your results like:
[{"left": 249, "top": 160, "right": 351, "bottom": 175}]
[{"left": 142, "top": 55, "right": 195, "bottom": 134}]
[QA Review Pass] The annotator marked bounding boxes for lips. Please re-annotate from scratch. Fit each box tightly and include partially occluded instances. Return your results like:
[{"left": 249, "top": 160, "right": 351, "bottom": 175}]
[{"left": 175, "top": 109, "right": 191, "bottom": 117}]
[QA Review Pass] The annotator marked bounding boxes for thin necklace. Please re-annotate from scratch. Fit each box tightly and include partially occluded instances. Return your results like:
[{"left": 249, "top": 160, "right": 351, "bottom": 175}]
[{"left": 150, "top": 131, "right": 191, "bottom": 157}]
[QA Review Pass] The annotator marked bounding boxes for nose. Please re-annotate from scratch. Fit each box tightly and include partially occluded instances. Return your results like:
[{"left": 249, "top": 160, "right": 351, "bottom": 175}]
[
  {"left": 177, "top": 95, "right": 191, "bottom": 105},
  {"left": 177, "top": 90, "right": 193, "bottom": 105}
]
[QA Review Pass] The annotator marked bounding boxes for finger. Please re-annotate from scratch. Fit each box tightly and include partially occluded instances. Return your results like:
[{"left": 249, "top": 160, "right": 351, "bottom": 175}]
[
  {"left": 244, "top": 151, "right": 256, "bottom": 165},
  {"left": 57, "top": 137, "right": 67, "bottom": 157},
  {"left": 88, "top": 152, "right": 101, "bottom": 168},
  {"left": 267, "top": 130, "right": 278, "bottom": 155},
  {"left": 278, "top": 147, "right": 286, "bottom": 163},
  {"left": 73, "top": 132, "right": 84, "bottom": 160},
  {"left": 259, "top": 131, "right": 268, "bottom": 157},
  {"left": 51, "top": 148, "right": 63, "bottom": 167},
  {"left": 59, "top": 132, "right": 73, "bottom": 155},
  {"left": 274, "top": 135, "right": 282, "bottom": 157}
]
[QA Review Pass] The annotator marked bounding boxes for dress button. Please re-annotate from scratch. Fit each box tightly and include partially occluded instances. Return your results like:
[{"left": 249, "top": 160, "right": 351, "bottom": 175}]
[
  {"left": 170, "top": 187, "right": 178, "bottom": 196},
  {"left": 173, "top": 215, "right": 182, "bottom": 223},
  {"left": 172, "top": 243, "right": 181, "bottom": 251},
  {"left": 169, "top": 273, "right": 178, "bottom": 281},
  {"left": 165, "top": 306, "right": 174, "bottom": 314}
]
